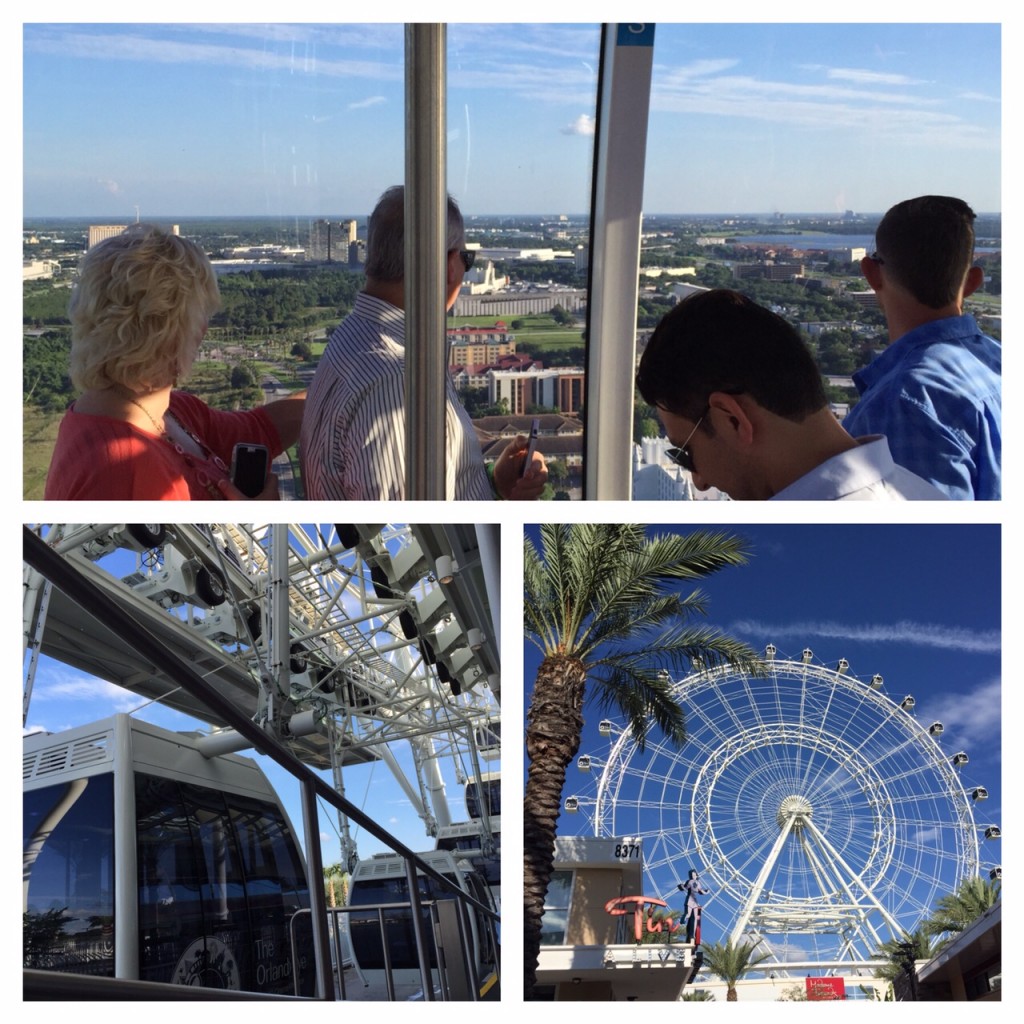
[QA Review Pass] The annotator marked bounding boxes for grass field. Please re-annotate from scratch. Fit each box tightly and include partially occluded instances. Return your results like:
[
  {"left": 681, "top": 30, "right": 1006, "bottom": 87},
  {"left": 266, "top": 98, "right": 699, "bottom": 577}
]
[
  {"left": 448, "top": 312, "right": 584, "bottom": 349},
  {"left": 24, "top": 406, "right": 62, "bottom": 499}
]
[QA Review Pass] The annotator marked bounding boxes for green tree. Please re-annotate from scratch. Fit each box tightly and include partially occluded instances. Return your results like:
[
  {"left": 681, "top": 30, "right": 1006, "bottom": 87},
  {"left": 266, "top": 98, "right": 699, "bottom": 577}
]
[
  {"left": 230, "top": 362, "right": 258, "bottom": 390},
  {"left": 923, "top": 875, "right": 1001, "bottom": 943},
  {"left": 323, "top": 863, "right": 348, "bottom": 908},
  {"left": 522, "top": 525, "right": 763, "bottom": 999},
  {"left": 700, "top": 938, "right": 772, "bottom": 1001},
  {"left": 873, "top": 927, "right": 937, "bottom": 987}
]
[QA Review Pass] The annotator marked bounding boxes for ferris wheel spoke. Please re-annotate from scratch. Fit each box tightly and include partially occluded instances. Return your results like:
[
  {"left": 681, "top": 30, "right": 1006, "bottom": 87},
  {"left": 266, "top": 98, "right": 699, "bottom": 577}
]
[{"left": 572, "top": 657, "right": 980, "bottom": 966}]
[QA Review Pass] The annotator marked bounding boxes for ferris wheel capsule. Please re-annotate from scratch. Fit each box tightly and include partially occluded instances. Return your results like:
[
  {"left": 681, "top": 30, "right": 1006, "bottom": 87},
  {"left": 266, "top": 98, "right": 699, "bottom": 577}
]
[
  {"left": 929, "top": 722, "right": 944, "bottom": 737},
  {"left": 984, "top": 825, "right": 1001, "bottom": 840},
  {"left": 564, "top": 796, "right": 579, "bottom": 813},
  {"left": 990, "top": 866, "right": 1002, "bottom": 881},
  {"left": 900, "top": 695, "right": 916, "bottom": 711},
  {"left": 577, "top": 755, "right": 591, "bottom": 772},
  {"left": 598, "top": 719, "right": 613, "bottom": 736},
  {"left": 765, "top": 644, "right": 777, "bottom": 660},
  {"left": 972, "top": 787, "right": 988, "bottom": 801},
  {"left": 836, "top": 659, "right": 849, "bottom": 674},
  {"left": 801, "top": 648, "right": 813, "bottom": 663},
  {"left": 952, "top": 751, "right": 969, "bottom": 766},
  {"left": 869, "top": 674, "right": 884, "bottom": 689}
]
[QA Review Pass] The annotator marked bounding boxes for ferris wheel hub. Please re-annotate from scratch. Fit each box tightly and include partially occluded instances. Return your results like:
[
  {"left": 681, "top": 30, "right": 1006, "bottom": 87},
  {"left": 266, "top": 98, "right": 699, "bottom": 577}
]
[{"left": 776, "top": 794, "right": 813, "bottom": 830}]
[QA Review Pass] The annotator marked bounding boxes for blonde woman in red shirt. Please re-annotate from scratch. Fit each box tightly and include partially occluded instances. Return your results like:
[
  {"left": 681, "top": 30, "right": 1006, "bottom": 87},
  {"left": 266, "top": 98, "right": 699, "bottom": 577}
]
[{"left": 44, "top": 224, "right": 304, "bottom": 500}]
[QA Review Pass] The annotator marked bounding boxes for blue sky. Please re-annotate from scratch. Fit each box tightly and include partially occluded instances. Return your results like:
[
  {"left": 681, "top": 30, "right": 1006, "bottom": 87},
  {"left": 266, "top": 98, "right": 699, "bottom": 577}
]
[
  {"left": 22, "top": 526, "right": 494, "bottom": 869},
  {"left": 21, "top": 19, "right": 1002, "bottom": 217},
  {"left": 523, "top": 523, "right": 1002, "bottom": 941}
]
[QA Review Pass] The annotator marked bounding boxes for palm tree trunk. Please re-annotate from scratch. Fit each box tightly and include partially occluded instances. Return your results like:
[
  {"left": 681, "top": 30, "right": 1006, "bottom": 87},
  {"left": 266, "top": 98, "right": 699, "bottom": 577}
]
[{"left": 524, "top": 654, "right": 586, "bottom": 1000}]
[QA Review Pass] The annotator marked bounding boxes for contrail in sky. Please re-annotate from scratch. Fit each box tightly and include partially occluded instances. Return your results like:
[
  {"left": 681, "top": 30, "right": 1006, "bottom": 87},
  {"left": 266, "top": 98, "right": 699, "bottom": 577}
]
[{"left": 729, "top": 619, "right": 1000, "bottom": 654}]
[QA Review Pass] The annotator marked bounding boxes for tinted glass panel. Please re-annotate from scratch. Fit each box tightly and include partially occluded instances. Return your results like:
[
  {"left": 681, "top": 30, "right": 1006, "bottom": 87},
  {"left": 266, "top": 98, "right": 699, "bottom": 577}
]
[
  {"left": 23, "top": 773, "right": 115, "bottom": 975},
  {"left": 135, "top": 772, "right": 313, "bottom": 995}
]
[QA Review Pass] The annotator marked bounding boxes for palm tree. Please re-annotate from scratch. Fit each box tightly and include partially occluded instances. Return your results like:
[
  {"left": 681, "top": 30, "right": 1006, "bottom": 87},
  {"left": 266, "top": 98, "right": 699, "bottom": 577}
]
[
  {"left": 323, "top": 862, "right": 345, "bottom": 908},
  {"left": 700, "top": 938, "right": 772, "bottom": 1001},
  {"left": 523, "top": 524, "right": 763, "bottom": 999},
  {"left": 923, "top": 875, "right": 1001, "bottom": 942},
  {"left": 873, "top": 926, "right": 938, "bottom": 994}
]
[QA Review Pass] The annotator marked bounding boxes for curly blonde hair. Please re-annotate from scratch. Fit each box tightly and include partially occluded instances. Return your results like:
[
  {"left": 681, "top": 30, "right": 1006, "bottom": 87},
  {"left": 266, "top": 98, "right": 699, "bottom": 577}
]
[{"left": 69, "top": 224, "right": 220, "bottom": 392}]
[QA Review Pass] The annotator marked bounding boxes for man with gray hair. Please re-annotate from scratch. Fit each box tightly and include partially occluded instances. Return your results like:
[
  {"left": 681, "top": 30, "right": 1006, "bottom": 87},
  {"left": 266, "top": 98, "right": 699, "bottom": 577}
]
[{"left": 302, "top": 185, "right": 546, "bottom": 500}]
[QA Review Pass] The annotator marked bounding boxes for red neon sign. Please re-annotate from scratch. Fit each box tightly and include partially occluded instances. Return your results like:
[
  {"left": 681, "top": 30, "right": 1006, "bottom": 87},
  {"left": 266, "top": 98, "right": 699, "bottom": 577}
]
[{"left": 605, "top": 896, "right": 681, "bottom": 941}]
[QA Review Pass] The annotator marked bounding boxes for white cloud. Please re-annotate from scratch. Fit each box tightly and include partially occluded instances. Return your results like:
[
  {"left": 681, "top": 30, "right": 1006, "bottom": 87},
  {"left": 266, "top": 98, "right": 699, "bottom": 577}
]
[
  {"left": 825, "top": 68, "right": 927, "bottom": 87},
  {"left": 347, "top": 96, "right": 387, "bottom": 111},
  {"left": 918, "top": 677, "right": 1002, "bottom": 752},
  {"left": 561, "top": 114, "right": 594, "bottom": 137}
]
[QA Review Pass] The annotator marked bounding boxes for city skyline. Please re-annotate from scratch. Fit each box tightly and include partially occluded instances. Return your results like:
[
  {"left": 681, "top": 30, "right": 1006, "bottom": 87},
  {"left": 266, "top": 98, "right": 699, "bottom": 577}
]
[{"left": 22, "top": 19, "right": 1002, "bottom": 218}]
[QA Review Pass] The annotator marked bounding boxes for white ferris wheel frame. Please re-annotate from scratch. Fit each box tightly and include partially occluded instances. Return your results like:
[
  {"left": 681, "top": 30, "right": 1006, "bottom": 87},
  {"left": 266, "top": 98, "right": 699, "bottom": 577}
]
[{"left": 574, "top": 651, "right": 982, "bottom": 967}]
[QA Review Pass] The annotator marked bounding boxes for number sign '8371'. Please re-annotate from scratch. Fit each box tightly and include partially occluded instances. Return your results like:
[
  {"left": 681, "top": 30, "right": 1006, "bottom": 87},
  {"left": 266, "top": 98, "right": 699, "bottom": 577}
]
[{"left": 614, "top": 843, "right": 640, "bottom": 859}]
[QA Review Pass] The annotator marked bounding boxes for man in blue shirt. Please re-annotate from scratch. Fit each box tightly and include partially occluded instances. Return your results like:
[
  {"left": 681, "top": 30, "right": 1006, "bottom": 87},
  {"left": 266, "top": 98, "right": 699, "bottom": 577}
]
[
  {"left": 636, "top": 289, "right": 947, "bottom": 501},
  {"left": 844, "top": 196, "right": 1001, "bottom": 500}
]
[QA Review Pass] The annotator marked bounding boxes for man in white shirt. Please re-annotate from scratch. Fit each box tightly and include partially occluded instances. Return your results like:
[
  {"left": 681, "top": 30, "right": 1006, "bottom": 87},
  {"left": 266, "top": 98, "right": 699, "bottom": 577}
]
[
  {"left": 635, "top": 289, "right": 947, "bottom": 501},
  {"left": 301, "top": 186, "right": 546, "bottom": 500}
]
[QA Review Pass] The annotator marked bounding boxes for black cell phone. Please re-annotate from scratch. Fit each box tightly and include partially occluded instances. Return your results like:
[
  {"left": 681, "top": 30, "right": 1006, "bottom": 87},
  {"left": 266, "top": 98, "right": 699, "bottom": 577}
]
[
  {"left": 231, "top": 443, "right": 269, "bottom": 497},
  {"left": 521, "top": 417, "right": 540, "bottom": 478}
]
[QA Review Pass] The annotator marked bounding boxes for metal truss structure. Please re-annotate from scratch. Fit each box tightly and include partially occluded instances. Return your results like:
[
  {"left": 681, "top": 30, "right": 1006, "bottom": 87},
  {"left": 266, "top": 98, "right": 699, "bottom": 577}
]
[
  {"left": 565, "top": 647, "right": 997, "bottom": 971},
  {"left": 24, "top": 523, "right": 500, "bottom": 870}
]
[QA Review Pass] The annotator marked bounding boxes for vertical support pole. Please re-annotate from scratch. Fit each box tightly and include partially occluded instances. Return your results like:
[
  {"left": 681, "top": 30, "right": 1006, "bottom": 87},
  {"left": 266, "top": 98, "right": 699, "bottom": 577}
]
[
  {"left": 301, "top": 776, "right": 335, "bottom": 999},
  {"left": 23, "top": 572, "right": 52, "bottom": 725},
  {"left": 405, "top": 24, "right": 448, "bottom": 500},
  {"left": 584, "top": 23, "right": 655, "bottom": 500},
  {"left": 405, "top": 857, "right": 436, "bottom": 999}
]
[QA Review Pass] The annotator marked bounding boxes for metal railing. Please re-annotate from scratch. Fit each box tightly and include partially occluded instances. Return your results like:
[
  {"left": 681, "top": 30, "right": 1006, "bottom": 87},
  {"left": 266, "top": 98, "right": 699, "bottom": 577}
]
[
  {"left": 23, "top": 526, "right": 499, "bottom": 1002},
  {"left": 291, "top": 899, "right": 497, "bottom": 1001}
]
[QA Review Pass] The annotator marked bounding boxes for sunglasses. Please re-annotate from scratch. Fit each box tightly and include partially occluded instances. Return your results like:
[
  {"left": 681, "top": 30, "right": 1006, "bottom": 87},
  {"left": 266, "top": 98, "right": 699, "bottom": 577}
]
[{"left": 666, "top": 407, "right": 709, "bottom": 473}]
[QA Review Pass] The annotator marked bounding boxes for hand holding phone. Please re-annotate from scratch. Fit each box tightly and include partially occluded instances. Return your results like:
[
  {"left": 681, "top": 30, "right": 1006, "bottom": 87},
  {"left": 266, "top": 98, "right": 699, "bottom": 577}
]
[
  {"left": 230, "top": 443, "right": 270, "bottom": 498},
  {"left": 520, "top": 418, "right": 540, "bottom": 478}
]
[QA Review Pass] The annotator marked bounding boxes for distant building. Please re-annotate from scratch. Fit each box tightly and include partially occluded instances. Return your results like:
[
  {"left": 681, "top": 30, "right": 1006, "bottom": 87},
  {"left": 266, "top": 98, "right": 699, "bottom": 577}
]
[
  {"left": 88, "top": 223, "right": 178, "bottom": 249},
  {"left": 799, "top": 321, "right": 848, "bottom": 338},
  {"left": 348, "top": 240, "right": 366, "bottom": 270},
  {"left": 453, "top": 289, "right": 586, "bottom": 318},
  {"left": 846, "top": 289, "right": 880, "bottom": 309},
  {"left": 87, "top": 225, "right": 127, "bottom": 248},
  {"left": 460, "top": 260, "right": 508, "bottom": 295},
  {"left": 23, "top": 259, "right": 60, "bottom": 281},
  {"left": 488, "top": 367, "right": 585, "bottom": 416},
  {"left": 309, "top": 219, "right": 359, "bottom": 262},
  {"left": 633, "top": 437, "right": 729, "bottom": 501},
  {"left": 447, "top": 326, "right": 517, "bottom": 365}
]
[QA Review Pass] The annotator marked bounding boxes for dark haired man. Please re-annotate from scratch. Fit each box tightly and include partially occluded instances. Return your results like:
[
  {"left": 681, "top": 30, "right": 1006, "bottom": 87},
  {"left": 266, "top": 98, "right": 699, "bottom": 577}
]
[
  {"left": 636, "top": 289, "right": 946, "bottom": 500},
  {"left": 301, "top": 185, "right": 546, "bottom": 500},
  {"left": 844, "top": 195, "right": 1000, "bottom": 500}
]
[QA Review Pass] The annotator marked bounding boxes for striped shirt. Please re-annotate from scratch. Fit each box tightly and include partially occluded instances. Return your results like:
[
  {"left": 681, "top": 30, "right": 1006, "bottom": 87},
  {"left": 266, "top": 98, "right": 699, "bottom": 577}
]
[{"left": 301, "top": 293, "right": 494, "bottom": 500}]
